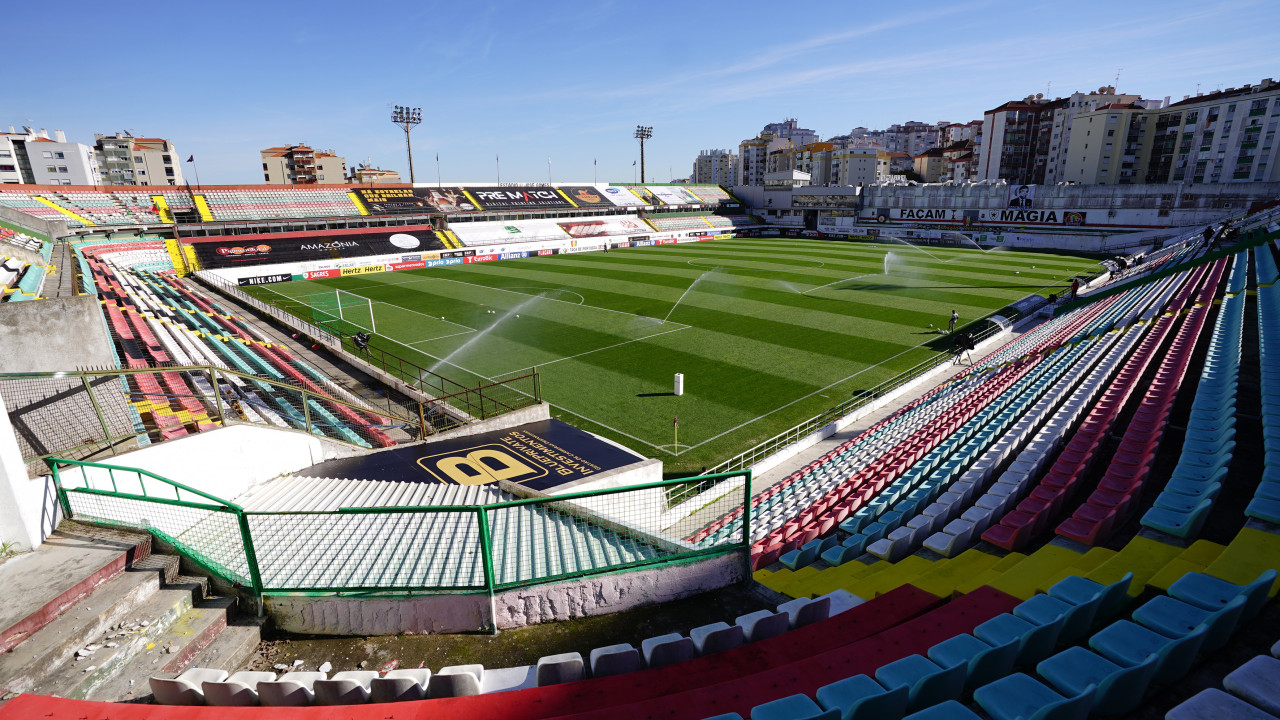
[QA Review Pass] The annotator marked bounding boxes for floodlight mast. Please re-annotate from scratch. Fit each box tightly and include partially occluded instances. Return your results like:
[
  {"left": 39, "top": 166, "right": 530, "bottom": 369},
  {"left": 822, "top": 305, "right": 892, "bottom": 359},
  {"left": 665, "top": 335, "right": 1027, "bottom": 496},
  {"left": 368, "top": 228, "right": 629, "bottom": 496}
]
[
  {"left": 391, "top": 105, "right": 423, "bottom": 183},
  {"left": 634, "top": 125, "right": 653, "bottom": 183}
]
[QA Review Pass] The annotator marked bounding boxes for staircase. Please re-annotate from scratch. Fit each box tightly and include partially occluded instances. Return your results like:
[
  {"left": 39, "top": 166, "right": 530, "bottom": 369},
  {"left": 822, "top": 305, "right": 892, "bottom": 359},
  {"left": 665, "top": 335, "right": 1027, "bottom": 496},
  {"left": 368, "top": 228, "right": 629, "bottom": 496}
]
[{"left": 0, "top": 523, "right": 260, "bottom": 703}]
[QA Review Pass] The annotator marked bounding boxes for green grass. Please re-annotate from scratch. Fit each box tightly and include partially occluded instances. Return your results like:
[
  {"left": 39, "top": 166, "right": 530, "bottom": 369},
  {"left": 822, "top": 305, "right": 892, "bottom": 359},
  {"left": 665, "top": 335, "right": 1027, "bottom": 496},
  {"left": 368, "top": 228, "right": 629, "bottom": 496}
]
[{"left": 244, "top": 237, "right": 1100, "bottom": 472}]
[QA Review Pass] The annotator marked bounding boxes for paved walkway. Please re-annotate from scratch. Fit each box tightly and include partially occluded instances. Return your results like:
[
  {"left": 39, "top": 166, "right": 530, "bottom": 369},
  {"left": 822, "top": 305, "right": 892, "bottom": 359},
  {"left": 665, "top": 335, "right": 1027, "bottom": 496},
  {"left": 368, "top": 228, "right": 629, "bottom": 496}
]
[{"left": 0, "top": 523, "right": 145, "bottom": 649}]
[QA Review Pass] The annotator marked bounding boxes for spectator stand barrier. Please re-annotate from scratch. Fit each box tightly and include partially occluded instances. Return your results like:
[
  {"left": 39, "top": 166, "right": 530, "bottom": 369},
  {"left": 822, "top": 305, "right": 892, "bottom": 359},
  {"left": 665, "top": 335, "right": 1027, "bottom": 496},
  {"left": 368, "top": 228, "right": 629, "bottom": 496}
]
[{"left": 48, "top": 458, "right": 752, "bottom": 623}]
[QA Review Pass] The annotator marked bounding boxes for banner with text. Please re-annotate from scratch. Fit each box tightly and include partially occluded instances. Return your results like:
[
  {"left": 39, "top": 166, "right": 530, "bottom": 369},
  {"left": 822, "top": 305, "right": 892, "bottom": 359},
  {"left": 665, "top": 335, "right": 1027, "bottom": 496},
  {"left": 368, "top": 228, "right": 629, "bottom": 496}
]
[
  {"left": 461, "top": 186, "right": 576, "bottom": 211},
  {"left": 189, "top": 226, "right": 446, "bottom": 269}
]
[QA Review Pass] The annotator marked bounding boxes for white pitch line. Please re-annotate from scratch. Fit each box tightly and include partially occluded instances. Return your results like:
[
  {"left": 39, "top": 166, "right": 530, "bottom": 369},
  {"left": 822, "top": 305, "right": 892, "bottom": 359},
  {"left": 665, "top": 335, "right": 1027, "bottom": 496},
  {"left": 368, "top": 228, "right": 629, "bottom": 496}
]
[
  {"left": 333, "top": 274, "right": 691, "bottom": 331},
  {"left": 665, "top": 332, "right": 956, "bottom": 455},
  {"left": 801, "top": 273, "right": 880, "bottom": 295},
  {"left": 373, "top": 301, "right": 474, "bottom": 331},
  {"left": 544, "top": 403, "right": 674, "bottom": 454},
  {"left": 504, "top": 286, "right": 586, "bottom": 305},
  {"left": 491, "top": 324, "right": 690, "bottom": 379},
  {"left": 405, "top": 329, "right": 479, "bottom": 345}
]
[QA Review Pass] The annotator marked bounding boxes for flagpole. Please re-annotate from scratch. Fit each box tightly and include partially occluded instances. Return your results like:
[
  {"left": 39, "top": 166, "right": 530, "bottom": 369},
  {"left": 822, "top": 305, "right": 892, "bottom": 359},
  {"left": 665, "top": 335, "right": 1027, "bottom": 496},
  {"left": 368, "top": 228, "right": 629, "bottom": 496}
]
[
  {"left": 673, "top": 415, "right": 678, "bottom": 450},
  {"left": 496, "top": 154, "right": 500, "bottom": 185},
  {"left": 187, "top": 155, "right": 201, "bottom": 190},
  {"left": 436, "top": 153, "right": 441, "bottom": 188},
  {"left": 594, "top": 158, "right": 597, "bottom": 185},
  {"left": 547, "top": 157, "right": 551, "bottom": 185}
]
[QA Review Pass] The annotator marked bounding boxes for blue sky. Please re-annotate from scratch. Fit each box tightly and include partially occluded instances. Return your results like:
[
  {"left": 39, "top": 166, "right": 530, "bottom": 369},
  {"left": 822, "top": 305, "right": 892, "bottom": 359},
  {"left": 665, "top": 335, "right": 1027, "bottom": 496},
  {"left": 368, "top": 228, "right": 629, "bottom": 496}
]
[{"left": 6, "top": 0, "right": 1277, "bottom": 185}]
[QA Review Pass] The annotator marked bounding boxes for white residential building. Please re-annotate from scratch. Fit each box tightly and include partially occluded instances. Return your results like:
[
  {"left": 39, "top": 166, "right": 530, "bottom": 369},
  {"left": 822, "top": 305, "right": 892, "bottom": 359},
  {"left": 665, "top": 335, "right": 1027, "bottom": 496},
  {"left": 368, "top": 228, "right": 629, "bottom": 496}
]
[
  {"left": 692, "top": 149, "right": 739, "bottom": 186},
  {"left": 94, "top": 133, "right": 183, "bottom": 186}
]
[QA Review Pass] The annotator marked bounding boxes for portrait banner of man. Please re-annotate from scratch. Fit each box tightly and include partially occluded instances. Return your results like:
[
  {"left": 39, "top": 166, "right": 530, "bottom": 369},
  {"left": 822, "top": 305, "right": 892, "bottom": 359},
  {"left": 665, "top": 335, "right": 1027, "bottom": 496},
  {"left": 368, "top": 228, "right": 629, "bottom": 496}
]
[{"left": 1007, "top": 184, "right": 1034, "bottom": 208}]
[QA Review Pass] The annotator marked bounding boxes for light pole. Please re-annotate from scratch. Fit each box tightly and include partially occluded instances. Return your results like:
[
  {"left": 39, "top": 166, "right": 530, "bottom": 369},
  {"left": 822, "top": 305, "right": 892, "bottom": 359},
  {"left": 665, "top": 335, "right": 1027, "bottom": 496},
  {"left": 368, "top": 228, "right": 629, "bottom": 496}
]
[
  {"left": 391, "top": 105, "right": 422, "bottom": 183},
  {"left": 634, "top": 125, "right": 652, "bottom": 183}
]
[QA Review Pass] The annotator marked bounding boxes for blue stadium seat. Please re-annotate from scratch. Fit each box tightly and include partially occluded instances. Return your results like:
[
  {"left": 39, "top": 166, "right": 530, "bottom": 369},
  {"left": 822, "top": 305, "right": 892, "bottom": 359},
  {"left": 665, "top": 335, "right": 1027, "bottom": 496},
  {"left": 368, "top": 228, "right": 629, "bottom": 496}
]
[
  {"left": 816, "top": 674, "right": 909, "bottom": 720},
  {"left": 1036, "top": 647, "right": 1158, "bottom": 716},
  {"left": 973, "top": 673, "right": 1094, "bottom": 720}
]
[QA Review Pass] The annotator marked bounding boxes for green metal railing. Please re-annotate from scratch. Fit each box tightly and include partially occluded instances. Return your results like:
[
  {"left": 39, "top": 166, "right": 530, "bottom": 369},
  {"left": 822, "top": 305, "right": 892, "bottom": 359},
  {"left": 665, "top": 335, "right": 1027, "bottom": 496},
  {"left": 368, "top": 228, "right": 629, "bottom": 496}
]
[{"left": 50, "top": 458, "right": 750, "bottom": 601}]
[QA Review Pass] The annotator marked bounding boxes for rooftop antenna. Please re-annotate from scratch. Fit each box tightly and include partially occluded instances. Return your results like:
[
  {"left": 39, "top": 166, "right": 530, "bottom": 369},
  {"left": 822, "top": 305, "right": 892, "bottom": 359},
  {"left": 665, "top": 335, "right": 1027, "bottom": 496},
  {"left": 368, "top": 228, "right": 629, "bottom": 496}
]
[
  {"left": 1114, "top": 68, "right": 1122, "bottom": 89},
  {"left": 1046, "top": 80, "right": 1052, "bottom": 97}
]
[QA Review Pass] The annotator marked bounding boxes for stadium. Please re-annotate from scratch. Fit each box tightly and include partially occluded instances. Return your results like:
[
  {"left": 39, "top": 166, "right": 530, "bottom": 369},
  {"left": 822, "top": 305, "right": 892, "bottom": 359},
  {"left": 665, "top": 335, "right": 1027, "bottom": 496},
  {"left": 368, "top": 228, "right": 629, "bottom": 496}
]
[{"left": 2, "top": 91, "right": 1280, "bottom": 720}]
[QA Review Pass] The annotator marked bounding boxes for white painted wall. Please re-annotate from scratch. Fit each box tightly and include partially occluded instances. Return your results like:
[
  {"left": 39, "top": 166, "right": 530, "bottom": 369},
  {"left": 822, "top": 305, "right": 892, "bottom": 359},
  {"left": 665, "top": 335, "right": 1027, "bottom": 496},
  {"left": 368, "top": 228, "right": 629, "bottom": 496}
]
[
  {"left": 0, "top": 393, "right": 61, "bottom": 551},
  {"left": 58, "top": 424, "right": 353, "bottom": 504}
]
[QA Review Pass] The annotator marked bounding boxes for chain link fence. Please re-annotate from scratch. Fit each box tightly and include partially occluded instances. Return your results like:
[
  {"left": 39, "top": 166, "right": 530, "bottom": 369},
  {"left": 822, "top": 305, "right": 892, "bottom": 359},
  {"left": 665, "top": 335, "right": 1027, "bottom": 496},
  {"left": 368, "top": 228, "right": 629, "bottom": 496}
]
[{"left": 51, "top": 459, "right": 750, "bottom": 596}]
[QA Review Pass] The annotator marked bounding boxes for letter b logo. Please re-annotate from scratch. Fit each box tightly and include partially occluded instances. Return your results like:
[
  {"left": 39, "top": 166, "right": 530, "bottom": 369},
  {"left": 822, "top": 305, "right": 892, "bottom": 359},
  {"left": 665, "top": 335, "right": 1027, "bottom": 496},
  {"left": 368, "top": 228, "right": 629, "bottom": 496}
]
[{"left": 418, "top": 445, "right": 545, "bottom": 485}]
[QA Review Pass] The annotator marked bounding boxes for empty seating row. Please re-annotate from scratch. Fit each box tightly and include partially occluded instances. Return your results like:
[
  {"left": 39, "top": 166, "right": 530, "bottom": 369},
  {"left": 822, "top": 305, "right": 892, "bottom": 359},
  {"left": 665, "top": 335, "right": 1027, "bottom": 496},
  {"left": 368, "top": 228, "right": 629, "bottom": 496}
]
[
  {"left": 753, "top": 263, "right": 1195, "bottom": 572},
  {"left": 0, "top": 225, "right": 43, "bottom": 251},
  {"left": 1140, "top": 252, "right": 1246, "bottom": 538},
  {"left": 199, "top": 189, "right": 358, "bottom": 220},
  {"left": 969, "top": 267, "right": 1208, "bottom": 552},
  {"left": 647, "top": 214, "right": 717, "bottom": 231},
  {"left": 151, "top": 591, "right": 853, "bottom": 706},
  {"left": 1055, "top": 260, "right": 1222, "bottom": 545},
  {"left": 1168, "top": 644, "right": 1280, "bottom": 718},
  {"left": 72, "top": 238, "right": 398, "bottom": 449},
  {"left": 1246, "top": 242, "right": 1280, "bottom": 524},
  {"left": 718, "top": 567, "right": 1273, "bottom": 720},
  {"left": 704, "top": 279, "right": 1157, "bottom": 564}
]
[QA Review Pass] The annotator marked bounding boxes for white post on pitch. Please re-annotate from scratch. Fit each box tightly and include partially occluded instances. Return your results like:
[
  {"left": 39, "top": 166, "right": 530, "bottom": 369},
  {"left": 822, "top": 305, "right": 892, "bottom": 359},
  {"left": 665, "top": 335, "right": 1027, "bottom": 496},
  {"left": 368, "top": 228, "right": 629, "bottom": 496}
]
[{"left": 674, "top": 373, "right": 684, "bottom": 396}]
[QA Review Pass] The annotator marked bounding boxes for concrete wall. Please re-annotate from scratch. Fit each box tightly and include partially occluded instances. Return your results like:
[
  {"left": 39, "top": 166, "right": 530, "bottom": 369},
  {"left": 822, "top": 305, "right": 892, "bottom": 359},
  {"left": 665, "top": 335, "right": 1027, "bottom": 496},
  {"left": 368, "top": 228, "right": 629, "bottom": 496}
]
[
  {"left": 0, "top": 393, "right": 61, "bottom": 551},
  {"left": 0, "top": 205, "right": 64, "bottom": 240},
  {"left": 0, "top": 296, "right": 116, "bottom": 373},
  {"left": 263, "top": 551, "right": 746, "bottom": 635},
  {"left": 68, "top": 424, "right": 365, "bottom": 503}
]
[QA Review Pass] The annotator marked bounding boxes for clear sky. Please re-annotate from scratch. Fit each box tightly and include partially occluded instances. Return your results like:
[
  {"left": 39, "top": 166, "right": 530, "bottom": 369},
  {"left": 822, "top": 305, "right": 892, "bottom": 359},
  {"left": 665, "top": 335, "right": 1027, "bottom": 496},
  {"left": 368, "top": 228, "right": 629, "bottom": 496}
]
[{"left": 6, "top": 0, "right": 1277, "bottom": 185}]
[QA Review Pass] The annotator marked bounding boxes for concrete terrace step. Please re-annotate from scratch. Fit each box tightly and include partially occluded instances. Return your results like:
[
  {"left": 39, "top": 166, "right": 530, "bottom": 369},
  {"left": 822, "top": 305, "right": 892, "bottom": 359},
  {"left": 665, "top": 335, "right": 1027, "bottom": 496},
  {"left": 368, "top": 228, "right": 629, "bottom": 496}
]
[
  {"left": 0, "top": 523, "right": 151, "bottom": 654},
  {"left": 0, "top": 554, "right": 179, "bottom": 695},
  {"left": 76, "top": 597, "right": 238, "bottom": 702},
  {"left": 25, "top": 581, "right": 213, "bottom": 701},
  {"left": 183, "top": 617, "right": 263, "bottom": 674}
]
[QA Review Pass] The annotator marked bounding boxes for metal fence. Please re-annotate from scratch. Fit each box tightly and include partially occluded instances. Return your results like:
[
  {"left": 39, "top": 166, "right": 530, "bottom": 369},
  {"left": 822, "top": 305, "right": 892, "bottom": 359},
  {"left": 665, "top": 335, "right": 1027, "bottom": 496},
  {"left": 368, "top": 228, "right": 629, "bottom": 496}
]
[
  {"left": 706, "top": 321, "right": 1003, "bottom": 475},
  {"left": 0, "top": 366, "right": 447, "bottom": 475},
  {"left": 51, "top": 458, "right": 750, "bottom": 597}
]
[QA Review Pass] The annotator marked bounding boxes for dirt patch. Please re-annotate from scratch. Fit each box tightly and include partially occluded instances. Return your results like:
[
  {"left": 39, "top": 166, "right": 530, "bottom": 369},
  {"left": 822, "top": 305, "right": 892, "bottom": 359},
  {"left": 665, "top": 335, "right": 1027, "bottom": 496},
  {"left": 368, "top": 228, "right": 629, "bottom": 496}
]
[{"left": 244, "top": 581, "right": 781, "bottom": 673}]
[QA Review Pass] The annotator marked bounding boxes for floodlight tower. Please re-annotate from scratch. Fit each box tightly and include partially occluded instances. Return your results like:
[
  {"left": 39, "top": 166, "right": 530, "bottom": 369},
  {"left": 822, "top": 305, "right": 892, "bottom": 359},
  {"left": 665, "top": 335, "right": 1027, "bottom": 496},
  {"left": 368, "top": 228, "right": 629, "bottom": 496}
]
[
  {"left": 391, "top": 105, "right": 423, "bottom": 183},
  {"left": 634, "top": 125, "right": 653, "bottom": 183}
]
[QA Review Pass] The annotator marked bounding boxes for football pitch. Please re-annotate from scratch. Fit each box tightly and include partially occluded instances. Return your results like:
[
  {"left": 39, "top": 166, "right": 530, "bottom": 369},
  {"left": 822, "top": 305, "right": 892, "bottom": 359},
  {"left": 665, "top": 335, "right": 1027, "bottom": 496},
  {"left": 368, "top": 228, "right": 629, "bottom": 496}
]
[{"left": 244, "top": 237, "right": 1101, "bottom": 472}]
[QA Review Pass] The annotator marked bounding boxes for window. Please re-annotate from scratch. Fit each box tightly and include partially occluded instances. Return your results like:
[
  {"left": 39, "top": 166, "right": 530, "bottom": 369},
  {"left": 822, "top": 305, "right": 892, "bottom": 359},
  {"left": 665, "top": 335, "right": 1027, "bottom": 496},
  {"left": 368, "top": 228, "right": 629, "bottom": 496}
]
[
  {"left": 0, "top": 151, "right": 9, "bottom": 157},
  {"left": 0, "top": 165, "right": 14, "bottom": 172},
  {"left": 1107, "top": 130, "right": 1115, "bottom": 137},
  {"left": 46, "top": 165, "right": 56, "bottom": 173},
  {"left": 54, "top": 152, "right": 64, "bottom": 159},
  {"left": 57, "top": 166, "right": 68, "bottom": 173},
  {"left": 42, "top": 151, "right": 53, "bottom": 158},
  {"left": 162, "top": 155, "right": 171, "bottom": 163},
  {"left": 134, "top": 155, "right": 143, "bottom": 163}
]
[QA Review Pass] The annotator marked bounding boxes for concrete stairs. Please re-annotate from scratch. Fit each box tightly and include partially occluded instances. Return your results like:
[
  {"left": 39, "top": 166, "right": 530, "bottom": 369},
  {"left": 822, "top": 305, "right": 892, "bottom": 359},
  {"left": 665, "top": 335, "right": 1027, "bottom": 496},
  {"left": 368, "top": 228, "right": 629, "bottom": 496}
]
[{"left": 0, "top": 524, "right": 260, "bottom": 703}]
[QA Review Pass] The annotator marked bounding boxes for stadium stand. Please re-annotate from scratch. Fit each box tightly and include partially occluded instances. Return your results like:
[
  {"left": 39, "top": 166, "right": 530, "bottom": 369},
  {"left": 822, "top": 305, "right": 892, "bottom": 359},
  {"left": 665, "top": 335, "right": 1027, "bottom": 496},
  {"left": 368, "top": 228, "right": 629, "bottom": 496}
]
[
  {"left": 0, "top": 202, "right": 1278, "bottom": 720},
  {"left": 0, "top": 225, "right": 43, "bottom": 252},
  {"left": 197, "top": 189, "right": 360, "bottom": 221},
  {"left": 646, "top": 214, "right": 718, "bottom": 231},
  {"left": 66, "top": 236, "right": 397, "bottom": 447}
]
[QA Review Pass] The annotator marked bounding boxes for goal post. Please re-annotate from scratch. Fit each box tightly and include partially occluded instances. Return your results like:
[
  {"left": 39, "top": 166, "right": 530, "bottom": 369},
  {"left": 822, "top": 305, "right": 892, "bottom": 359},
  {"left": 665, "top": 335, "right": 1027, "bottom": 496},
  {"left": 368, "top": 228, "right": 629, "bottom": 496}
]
[{"left": 335, "top": 289, "right": 376, "bottom": 334}]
